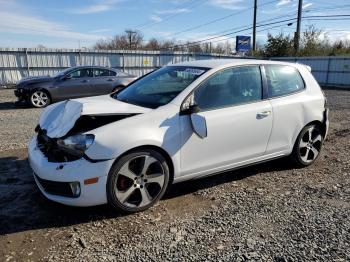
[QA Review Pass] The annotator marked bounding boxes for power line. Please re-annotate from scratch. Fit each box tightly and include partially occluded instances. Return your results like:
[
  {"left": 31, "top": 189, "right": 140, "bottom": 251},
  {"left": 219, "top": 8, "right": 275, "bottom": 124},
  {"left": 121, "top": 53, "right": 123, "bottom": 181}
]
[
  {"left": 137, "top": 0, "right": 206, "bottom": 30},
  {"left": 164, "top": 2, "right": 350, "bottom": 40},
  {"left": 168, "top": 0, "right": 279, "bottom": 37},
  {"left": 168, "top": 14, "right": 350, "bottom": 49},
  {"left": 134, "top": 0, "right": 197, "bottom": 29}
]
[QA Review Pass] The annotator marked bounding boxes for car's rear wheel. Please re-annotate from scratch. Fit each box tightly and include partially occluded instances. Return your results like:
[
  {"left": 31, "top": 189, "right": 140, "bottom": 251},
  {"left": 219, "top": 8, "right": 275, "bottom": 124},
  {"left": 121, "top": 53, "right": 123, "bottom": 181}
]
[
  {"left": 30, "top": 90, "right": 51, "bottom": 108},
  {"left": 290, "top": 124, "right": 323, "bottom": 167},
  {"left": 107, "top": 149, "right": 170, "bottom": 213}
]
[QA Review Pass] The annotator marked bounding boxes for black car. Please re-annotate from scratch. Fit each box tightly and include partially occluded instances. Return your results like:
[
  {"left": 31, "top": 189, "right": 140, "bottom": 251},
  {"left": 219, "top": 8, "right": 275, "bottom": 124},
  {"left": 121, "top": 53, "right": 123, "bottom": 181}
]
[{"left": 15, "top": 66, "right": 137, "bottom": 108}]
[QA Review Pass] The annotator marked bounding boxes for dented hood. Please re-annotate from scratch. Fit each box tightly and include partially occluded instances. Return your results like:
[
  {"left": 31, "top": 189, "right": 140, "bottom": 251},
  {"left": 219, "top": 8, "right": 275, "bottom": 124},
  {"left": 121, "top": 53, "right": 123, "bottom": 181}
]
[{"left": 39, "top": 95, "right": 151, "bottom": 138}]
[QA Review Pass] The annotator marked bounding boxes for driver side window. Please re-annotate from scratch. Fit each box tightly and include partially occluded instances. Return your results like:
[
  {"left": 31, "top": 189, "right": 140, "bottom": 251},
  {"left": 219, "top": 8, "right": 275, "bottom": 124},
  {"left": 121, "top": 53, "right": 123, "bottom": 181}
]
[
  {"left": 193, "top": 66, "right": 262, "bottom": 111},
  {"left": 68, "top": 68, "right": 93, "bottom": 79}
]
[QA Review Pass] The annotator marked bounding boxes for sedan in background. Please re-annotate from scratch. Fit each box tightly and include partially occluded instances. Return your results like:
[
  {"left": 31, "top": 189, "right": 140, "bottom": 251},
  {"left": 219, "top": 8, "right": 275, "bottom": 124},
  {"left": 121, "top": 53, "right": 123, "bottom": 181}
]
[{"left": 14, "top": 66, "right": 137, "bottom": 108}]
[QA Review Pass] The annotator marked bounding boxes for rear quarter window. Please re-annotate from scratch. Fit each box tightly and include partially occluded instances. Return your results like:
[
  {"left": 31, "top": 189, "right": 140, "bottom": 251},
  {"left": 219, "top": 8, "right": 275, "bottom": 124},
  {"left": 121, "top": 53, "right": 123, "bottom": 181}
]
[{"left": 265, "top": 65, "right": 305, "bottom": 98}]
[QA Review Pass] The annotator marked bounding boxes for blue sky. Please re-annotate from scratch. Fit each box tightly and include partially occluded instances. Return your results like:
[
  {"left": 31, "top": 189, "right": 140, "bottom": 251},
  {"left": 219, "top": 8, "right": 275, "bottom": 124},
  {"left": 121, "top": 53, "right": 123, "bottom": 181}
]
[{"left": 0, "top": 0, "right": 349, "bottom": 49}]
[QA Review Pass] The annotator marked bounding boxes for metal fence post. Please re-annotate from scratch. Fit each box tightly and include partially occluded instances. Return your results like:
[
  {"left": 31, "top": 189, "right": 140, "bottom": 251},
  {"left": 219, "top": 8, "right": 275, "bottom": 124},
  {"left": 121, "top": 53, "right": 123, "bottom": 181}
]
[
  {"left": 122, "top": 52, "right": 125, "bottom": 71},
  {"left": 78, "top": 49, "right": 82, "bottom": 66},
  {"left": 325, "top": 57, "right": 331, "bottom": 86},
  {"left": 25, "top": 48, "right": 30, "bottom": 77}
]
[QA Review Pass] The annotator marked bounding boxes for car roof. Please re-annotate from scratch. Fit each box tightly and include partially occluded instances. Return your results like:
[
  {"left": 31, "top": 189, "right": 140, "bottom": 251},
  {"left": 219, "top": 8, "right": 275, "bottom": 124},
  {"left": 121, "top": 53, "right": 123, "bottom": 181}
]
[
  {"left": 170, "top": 59, "right": 303, "bottom": 69},
  {"left": 69, "top": 65, "right": 120, "bottom": 72}
]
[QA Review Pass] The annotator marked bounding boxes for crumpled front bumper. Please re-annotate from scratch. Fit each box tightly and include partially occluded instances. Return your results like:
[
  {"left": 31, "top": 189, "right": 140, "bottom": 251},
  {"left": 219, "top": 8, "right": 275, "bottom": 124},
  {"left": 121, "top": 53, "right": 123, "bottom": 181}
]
[
  {"left": 14, "top": 87, "right": 30, "bottom": 101},
  {"left": 28, "top": 136, "right": 115, "bottom": 207}
]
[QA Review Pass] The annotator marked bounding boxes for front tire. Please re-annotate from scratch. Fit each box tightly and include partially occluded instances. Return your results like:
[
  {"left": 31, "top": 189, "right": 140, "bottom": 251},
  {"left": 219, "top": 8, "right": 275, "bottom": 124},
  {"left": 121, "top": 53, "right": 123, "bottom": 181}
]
[
  {"left": 107, "top": 149, "right": 170, "bottom": 213},
  {"left": 290, "top": 124, "right": 323, "bottom": 167},
  {"left": 30, "top": 90, "right": 51, "bottom": 108}
]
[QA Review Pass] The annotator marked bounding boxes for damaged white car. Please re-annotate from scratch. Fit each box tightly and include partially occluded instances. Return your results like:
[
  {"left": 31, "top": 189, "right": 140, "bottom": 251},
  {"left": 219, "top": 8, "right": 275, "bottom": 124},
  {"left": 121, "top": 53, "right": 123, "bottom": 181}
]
[{"left": 29, "top": 59, "right": 329, "bottom": 213}]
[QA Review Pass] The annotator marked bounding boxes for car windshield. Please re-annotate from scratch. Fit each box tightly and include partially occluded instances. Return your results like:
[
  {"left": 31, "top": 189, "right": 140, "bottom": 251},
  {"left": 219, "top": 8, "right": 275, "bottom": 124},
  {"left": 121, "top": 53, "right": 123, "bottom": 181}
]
[
  {"left": 52, "top": 68, "right": 73, "bottom": 77},
  {"left": 113, "top": 66, "right": 209, "bottom": 109}
]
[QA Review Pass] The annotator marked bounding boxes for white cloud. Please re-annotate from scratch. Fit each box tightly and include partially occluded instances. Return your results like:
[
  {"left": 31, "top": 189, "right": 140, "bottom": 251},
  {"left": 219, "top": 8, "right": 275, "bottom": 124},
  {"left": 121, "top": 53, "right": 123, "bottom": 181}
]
[
  {"left": 71, "top": 5, "right": 111, "bottom": 14},
  {"left": 209, "top": 0, "right": 244, "bottom": 10},
  {"left": 276, "top": 0, "right": 292, "bottom": 7},
  {"left": 302, "top": 3, "right": 313, "bottom": 9},
  {"left": 90, "top": 28, "right": 112, "bottom": 33},
  {"left": 155, "top": 8, "right": 190, "bottom": 15},
  {"left": 150, "top": 15, "right": 162, "bottom": 22},
  {"left": 70, "top": 0, "right": 120, "bottom": 14},
  {"left": 0, "top": 11, "right": 104, "bottom": 41}
]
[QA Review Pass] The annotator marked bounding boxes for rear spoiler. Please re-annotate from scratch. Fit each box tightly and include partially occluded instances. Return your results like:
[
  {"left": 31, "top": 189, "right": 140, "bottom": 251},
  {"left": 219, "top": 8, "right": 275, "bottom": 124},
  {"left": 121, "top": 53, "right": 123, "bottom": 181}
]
[{"left": 305, "top": 65, "right": 312, "bottom": 72}]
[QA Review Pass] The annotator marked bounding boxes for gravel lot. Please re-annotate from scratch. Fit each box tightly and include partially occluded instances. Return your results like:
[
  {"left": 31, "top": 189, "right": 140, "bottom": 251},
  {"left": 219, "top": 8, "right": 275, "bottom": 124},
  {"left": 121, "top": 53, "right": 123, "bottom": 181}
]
[{"left": 0, "top": 88, "right": 349, "bottom": 261}]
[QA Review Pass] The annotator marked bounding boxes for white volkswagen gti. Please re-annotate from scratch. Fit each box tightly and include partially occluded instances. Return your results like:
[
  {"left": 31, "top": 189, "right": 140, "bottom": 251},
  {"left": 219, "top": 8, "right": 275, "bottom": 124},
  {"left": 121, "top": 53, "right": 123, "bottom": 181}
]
[{"left": 29, "top": 59, "right": 329, "bottom": 213}]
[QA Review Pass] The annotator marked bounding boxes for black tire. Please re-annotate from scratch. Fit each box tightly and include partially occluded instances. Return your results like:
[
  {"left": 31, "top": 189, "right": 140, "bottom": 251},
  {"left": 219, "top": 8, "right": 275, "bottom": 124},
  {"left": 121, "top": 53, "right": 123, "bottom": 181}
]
[
  {"left": 29, "top": 90, "right": 51, "bottom": 108},
  {"left": 290, "top": 124, "right": 323, "bottom": 167},
  {"left": 107, "top": 149, "right": 170, "bottom": 213}
]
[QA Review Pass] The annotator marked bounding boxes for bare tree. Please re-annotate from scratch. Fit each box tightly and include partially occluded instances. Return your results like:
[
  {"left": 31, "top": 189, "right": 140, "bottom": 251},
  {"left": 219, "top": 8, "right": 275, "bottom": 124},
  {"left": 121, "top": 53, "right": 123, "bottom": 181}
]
[{"left": 145, "top": 38, "right": 161, "bottom": 50}]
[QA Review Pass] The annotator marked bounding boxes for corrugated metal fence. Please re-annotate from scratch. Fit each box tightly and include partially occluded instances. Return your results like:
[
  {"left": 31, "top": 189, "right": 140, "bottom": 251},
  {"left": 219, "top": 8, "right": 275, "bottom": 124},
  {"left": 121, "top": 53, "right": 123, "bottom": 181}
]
[
  {"left": 0, "top": 48, "right": 232, "bottom": 86},
  {"left": 271, "top": 56, "right": 350, "bottom": 87},
  {"left": 0, "top": 48, "right": 349, "bottom": 87}
]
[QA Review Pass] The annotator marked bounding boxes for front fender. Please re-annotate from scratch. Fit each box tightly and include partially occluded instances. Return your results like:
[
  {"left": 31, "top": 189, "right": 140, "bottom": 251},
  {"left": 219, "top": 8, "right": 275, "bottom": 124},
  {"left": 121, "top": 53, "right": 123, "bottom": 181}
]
[{"left": 84, "top": 105, "right": 182, "bottom": 176}]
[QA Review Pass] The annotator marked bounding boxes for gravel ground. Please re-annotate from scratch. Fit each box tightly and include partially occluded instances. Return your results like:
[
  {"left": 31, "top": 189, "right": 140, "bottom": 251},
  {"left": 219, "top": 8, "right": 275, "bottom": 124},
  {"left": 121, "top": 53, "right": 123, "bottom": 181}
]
[
  {"left": 0, "top": 90, "right": 41, "bottom": 150},
  {"left": 0, "top": 88, "right": 349, "bottom": 261}
]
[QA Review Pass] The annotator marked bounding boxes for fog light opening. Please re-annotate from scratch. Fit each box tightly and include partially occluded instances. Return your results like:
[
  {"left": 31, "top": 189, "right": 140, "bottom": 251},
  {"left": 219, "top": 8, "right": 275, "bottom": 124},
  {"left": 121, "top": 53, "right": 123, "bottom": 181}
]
[{"left": 69, "top": 182, "right": 81, "bottom": 197}]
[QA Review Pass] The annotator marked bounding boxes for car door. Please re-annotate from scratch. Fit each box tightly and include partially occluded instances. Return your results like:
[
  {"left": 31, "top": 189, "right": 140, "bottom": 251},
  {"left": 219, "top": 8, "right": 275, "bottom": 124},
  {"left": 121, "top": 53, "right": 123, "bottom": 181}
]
[
  {"left": 263, "top": 65, "right": 307, "bottom": 154},
  {"left": 89, "top": 68, "right": 116, "bottom": 95},
  {"left": 55, "top": 68, "right": 93, "bottom": 99},
  {"left": 179, "top": 65, "right": 273, "bottom": 177}
]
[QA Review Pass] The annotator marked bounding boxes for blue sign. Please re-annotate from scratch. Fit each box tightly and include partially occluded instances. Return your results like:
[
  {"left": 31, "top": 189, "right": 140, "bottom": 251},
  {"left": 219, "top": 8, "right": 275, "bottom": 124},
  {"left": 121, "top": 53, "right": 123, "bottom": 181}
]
[{"left": 236, "top": 36, "right": 251, "bottom": 52}]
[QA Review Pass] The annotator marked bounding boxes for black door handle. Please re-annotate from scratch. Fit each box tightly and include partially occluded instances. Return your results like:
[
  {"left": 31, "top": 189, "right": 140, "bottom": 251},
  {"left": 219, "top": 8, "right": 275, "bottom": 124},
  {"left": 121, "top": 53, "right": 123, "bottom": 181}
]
[
  {"left": 81, "top": 79, "right": 89, "bottom": 83},
  {"left": 107, "top": 79, "right": 114, "bottom": 81}
]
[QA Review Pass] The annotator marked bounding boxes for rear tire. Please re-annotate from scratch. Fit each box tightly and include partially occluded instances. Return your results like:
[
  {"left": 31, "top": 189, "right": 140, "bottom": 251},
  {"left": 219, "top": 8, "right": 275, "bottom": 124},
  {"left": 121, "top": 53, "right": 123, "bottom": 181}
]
[
  {"left": 29, "top": 90, "right": 51, "bottom": 108},
  {"left": 290, "top": 124, "right": 323, "bottom": 167},
  {"left": 107, "top": 149, "right": 170, "bottom": 213}
]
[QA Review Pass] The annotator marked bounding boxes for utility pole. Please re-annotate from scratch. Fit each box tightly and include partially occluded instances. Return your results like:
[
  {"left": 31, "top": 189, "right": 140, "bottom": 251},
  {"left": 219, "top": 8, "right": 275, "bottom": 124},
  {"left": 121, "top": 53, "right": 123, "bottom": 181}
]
[
  {"left": 252, "top": 0, "right": 257, "bottom": 52},
  {"left": 125, "top": 30, "right": 136, "bottom": 50},
  {"left": 294, "top": 0, "right": 303, "bottom": 54}
]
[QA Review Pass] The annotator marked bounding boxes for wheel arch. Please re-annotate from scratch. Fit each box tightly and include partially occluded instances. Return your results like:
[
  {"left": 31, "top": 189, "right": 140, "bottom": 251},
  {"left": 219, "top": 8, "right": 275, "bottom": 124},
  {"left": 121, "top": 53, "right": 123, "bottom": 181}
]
[
  {"left": 292, "top": 120, "right": 325, "bottom": 151},
  {"left": 304, "top": 120, "right": 326, "bottom": 138},
  {"left": 109, "top": 145, "right": 175, "bottom": 185}
]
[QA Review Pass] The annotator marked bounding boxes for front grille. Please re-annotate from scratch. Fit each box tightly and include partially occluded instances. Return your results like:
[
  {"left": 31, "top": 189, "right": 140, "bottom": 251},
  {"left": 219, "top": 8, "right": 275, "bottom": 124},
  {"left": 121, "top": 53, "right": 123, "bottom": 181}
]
[
  {"left": 35, "top": 174, "right": 78, "bottom": 198},
  {"left": 37, "top": 128, "right": 80, "bottom": 162}
]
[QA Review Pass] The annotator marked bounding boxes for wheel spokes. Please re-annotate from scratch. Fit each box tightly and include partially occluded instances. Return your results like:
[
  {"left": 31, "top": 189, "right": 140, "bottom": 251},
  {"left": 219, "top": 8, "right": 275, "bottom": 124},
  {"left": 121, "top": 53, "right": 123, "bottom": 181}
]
[
  {"left": 140, "top": 155, "right": 157, "bottom": 175},
  {"left": 301, "top": 147, "right": 311, "bottom": 162},
  {"left": 307, "top": 127, "right": 314, "bottom": 141},
  {"left": 146, "top": 173, "right": 164, "bottom": 187},
  {"left": 300, "top": 140, "right": 308, "bottom": 148},
  {"left": 310, "top": 146, "right": 319, "bottom": 160},
  {"left": 312, "top": 134, "right": 322, "bottom": 144},
  {"left": 119, "top": 163, "right": 137, "bottom": 180},
  {"left": 140, "top": 188, "right": 152, "bottom": 206},
  {"left": 116, "top": 185, "right": 135, "bottom": 203},
  {"left": 115, "top": 154, "right": 165, "bottom": 208}
]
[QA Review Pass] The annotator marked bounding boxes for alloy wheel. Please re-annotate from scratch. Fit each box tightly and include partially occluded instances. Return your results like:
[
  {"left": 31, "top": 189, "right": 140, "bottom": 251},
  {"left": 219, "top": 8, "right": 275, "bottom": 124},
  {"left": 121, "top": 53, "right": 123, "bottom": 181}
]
[
  {"left": 299, "top": 126, "right": 322, "bottom": 164},
  {"left": 114, "top": 155, "right": 165, "bottom": 208},
  {"left": 31, "top": 91, "right": 49, "bottom": 107}
]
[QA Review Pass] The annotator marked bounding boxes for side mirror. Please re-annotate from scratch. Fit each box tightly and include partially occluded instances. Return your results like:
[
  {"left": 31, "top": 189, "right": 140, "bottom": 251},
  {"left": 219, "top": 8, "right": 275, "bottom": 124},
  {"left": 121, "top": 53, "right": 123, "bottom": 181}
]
[
  {"left": 181, "top": 94, "right": 207, "bottom": 138},
  {"left": 181, "top": 104, "right": 200, "bottom": 115},
  {"left": 190, "top": 113, "right": 207, "bottom": 138}
]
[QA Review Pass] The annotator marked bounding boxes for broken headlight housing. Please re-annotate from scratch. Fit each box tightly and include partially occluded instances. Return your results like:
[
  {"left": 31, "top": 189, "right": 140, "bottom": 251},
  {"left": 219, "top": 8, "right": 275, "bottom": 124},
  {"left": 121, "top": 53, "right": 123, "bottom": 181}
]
[{"left": 57, "top": 134, "right": 94, "bottom": 157}]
